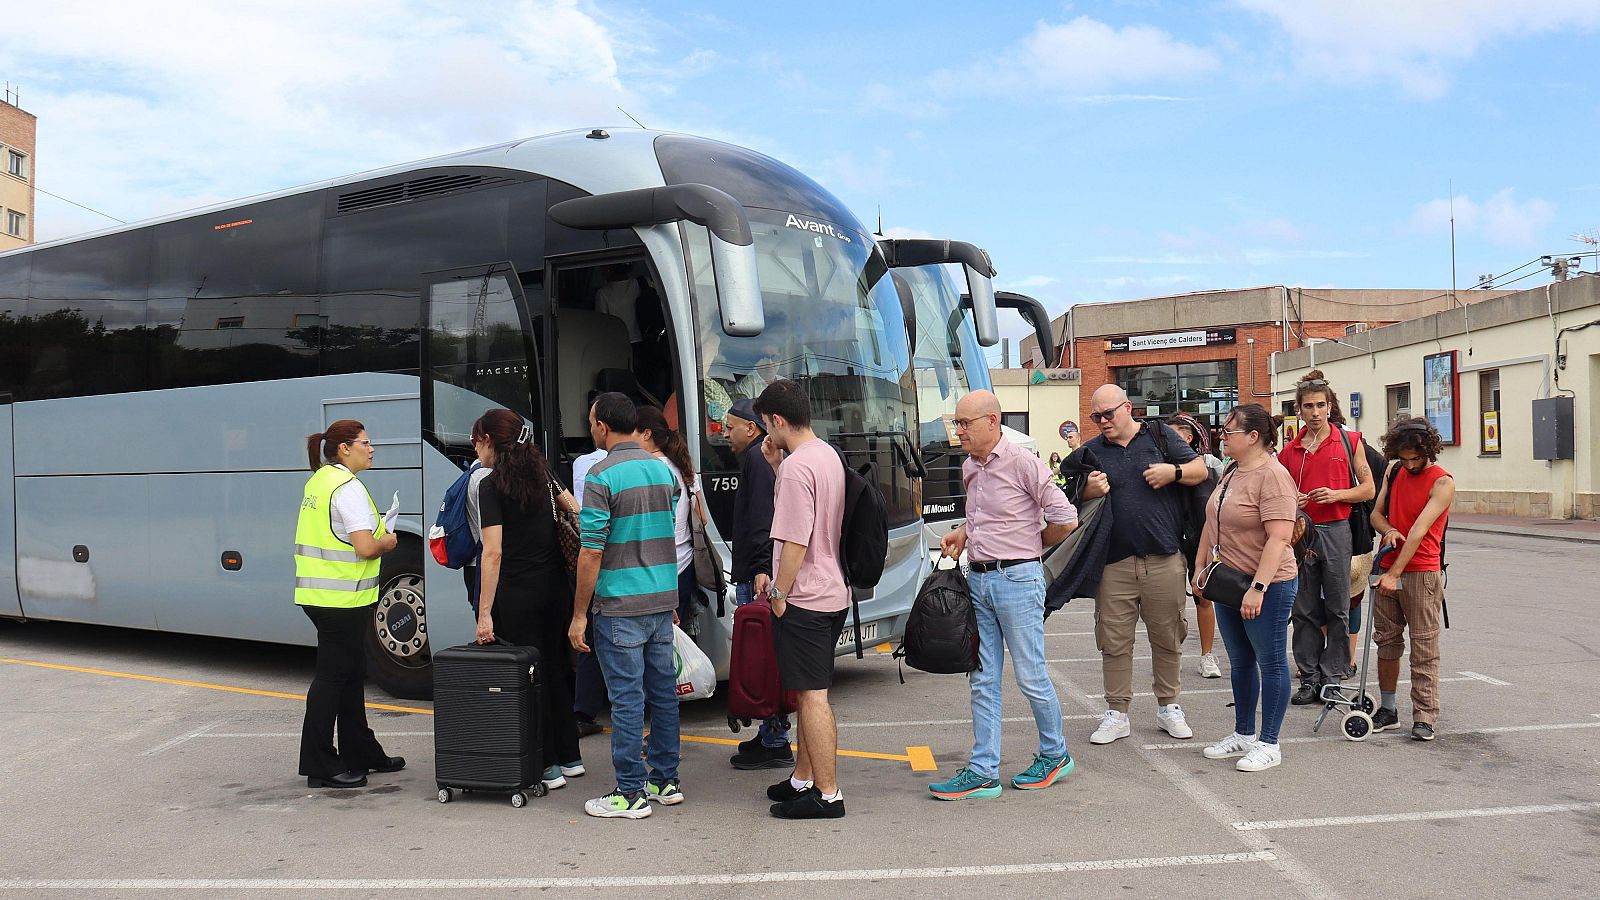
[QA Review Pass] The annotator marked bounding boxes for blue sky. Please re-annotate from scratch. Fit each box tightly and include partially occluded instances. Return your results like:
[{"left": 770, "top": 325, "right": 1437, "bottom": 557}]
[{"left": 5, "top": 1, "right": 1599, "bottom": 359}]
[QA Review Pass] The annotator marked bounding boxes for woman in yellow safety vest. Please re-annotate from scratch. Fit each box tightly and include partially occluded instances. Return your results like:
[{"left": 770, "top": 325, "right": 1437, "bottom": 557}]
[{"left": 294, "top": 419, "right": 405, "bottom": 789}]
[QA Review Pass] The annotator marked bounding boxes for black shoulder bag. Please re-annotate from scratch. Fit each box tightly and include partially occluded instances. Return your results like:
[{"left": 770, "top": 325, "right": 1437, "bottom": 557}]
[
  {"left": 1338, "top": 427, "right": 1376, "bottom": 555},
  {"left": 1195, "top": 465, "right": 1250, "bottom": 610}
]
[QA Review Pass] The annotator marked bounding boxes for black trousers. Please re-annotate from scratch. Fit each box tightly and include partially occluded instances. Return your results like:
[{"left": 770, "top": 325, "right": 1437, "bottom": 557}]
[
  {"left": 491, "top": 570, "right": 582, "bottom": 768},
  {"left": 299, "top": 603, "right": 388, "bottom": 778}
]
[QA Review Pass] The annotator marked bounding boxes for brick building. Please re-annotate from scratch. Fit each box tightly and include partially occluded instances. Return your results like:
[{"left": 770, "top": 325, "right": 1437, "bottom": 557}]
[
  {"left": 1020, "top": 285, "right": 1514, "bottom": 434},
  {"left": 0, "top": 88, "right": 36, "bottom": 250}
]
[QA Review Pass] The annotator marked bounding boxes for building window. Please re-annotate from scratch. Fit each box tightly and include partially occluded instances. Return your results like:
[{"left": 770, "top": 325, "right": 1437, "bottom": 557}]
[
  {"left": 4, "top": 209, "right": 22, "bottom": 238},
  {"left": 1001, "top": 411, "right": 1030, "bottom": 435},
  {"left": 1113, "top": 360, "right": 1238, "bottom": 430},
  {"left": 1386, "top": 382, "right": 1411, "bottom": 426},
  {"left": 216, "top": 316, "right": 245, "bottom": 329},
  {"left": 1479, "top": 369, "right": 1501, "bottom": 456},
  {"left": 5, "top": 150, "right": 24, "bottom": 180}
]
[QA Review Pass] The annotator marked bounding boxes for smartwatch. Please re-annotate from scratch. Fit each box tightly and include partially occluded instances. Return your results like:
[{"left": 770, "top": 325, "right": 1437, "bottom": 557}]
[
  {"left": 1172, "top": 464, "right": 1182, "bottom": 483},
  {"left": 1250, "top": 582, "right": 1266, "bottom": 594}
]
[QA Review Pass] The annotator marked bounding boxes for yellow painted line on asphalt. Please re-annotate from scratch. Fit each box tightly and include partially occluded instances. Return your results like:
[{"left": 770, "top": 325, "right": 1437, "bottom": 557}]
[
  {"left": 2, "top": 655, "right": 937, "bottom": 770},
  {"left": 0, "top": 657, "right": 432, "bottom": 715},
  {"left": 873, "top": 642, "right": 894, "bottom": 653}
]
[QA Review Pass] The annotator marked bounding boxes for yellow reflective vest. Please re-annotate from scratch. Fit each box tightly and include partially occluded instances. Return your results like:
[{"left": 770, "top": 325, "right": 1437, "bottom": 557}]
[{"left": 294, "top": 465, "right": 385, "bottom": 608}]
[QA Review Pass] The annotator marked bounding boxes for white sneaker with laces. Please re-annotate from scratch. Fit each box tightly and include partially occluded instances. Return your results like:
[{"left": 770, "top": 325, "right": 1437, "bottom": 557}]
[
  {"left": 1089, "top": 710, "right": 1131, "bottom": 744},
  {"left": 1236, "top": 742, "right": 1282, "bottom": 772},
  {"left": 1198, "top": 654, "right": 1222, "bottom": 679},
  {"left": 1157, "top": 703, "right": 1193, "bottom": 739},
  {"left": 1202, "top": 732, "right": 1257, "bottom": 759}
]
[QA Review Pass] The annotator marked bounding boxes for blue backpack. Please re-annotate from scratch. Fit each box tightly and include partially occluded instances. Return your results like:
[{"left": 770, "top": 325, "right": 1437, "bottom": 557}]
[{"left": 429, "top": 462, "right": 481, "bottom": 569}]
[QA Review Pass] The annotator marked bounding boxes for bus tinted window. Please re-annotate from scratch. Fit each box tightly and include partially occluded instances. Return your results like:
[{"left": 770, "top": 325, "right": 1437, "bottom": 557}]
[
  {"left": 22, "top": 233, "right": 152, "bottom": 399},
  {"left": 0, "top": 254, "right": 33, "bottom": 396},
  {"left": 148, "top": 195, "right": 323, "bottom": 389}
]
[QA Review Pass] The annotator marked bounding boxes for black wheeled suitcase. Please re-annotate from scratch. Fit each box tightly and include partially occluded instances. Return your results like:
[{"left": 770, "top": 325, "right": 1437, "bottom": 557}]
[{"left": 432, "top": 641, "right": 547, "bottom": 807}]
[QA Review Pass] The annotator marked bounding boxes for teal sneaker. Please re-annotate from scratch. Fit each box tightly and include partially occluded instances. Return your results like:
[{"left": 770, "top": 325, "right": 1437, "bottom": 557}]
[
  {"left": 645, "top": 781, "right": 684, "bottom": 805},
  {"left": 541, "top": 765, "right": 567, "bottom": 790},
  {"left": 928, "top": 768, "right": 1002, "bottom": 801},
  {"left": 1011, "top": 753, "right": 1074, "bottom": 790},
  {"left": 585, "top": 789, "right": 652, "bottom": 819}
]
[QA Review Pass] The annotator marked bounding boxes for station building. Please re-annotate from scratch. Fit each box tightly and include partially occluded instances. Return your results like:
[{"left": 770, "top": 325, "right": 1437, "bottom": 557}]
[
  {"left": 1274, "top": 275, "right": 1600, "bottom": 520},
  {"left": 1016, "top": 285, "right": 1513, "bottom": 440},
  {"left": 0, "top": 90, "right": 34, "bottom": 250}
]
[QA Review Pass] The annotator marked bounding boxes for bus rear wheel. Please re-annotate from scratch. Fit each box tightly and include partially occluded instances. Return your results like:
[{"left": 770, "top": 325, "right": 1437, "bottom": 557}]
[{"left": 366, "top": 540, "right": 433, "bottom": 700}]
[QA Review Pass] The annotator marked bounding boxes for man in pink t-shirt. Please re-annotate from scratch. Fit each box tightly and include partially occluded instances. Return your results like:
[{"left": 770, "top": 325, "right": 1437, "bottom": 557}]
[{"left": 753, "top": 379, "right": 848, "bottom": 821}]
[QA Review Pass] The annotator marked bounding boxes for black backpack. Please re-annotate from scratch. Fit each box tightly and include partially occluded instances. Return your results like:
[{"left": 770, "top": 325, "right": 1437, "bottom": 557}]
[
  {"left": 894, "top": 561, "right": 979, "bottom": 682},
  {"left": 833, "top": 447, "right": 890, "bottom": 657}
]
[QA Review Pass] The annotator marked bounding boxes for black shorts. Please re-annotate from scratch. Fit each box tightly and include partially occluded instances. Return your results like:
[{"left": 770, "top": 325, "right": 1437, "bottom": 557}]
[{"left": 772, "top": 604, "right": 848, "bottom": 691}]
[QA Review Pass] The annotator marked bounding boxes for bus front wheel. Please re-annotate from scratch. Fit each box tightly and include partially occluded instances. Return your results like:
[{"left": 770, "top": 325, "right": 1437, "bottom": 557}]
[{"left": 366, "top": 538, "right": 434, "bottom": 701}]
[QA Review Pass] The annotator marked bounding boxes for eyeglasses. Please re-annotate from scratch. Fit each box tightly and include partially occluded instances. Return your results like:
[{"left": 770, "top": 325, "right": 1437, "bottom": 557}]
[
  {"left": 951, "top": 414, "right": 995, "bottom": 431},
  {"left": 1088, "top": 402, "right": 1127, "bottom": 424},
  {"left": 1298, "top": 378, "right": 1328, "bottom": 387},
  {"left": 1220, "top": 428, "right": 1248, "bottom": 437},
  {"left": 344, "top": 439, "right": 373, "bottom": 448}
]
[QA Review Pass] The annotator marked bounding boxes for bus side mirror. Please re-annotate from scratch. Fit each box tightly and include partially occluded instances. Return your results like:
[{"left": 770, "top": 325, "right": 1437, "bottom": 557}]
[
  {"left": 964, "top": 265, "right": 999, "bottom": 348},
  {"left": 550, "top": 183, "right": 765, "bottom": 336},
  {"left": 709, "top": 231, "right": 764, "bottom": 337}
]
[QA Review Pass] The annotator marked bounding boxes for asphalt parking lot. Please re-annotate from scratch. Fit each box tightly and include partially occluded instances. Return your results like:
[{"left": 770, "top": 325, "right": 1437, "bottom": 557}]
[{"left": 3, "top": 528, "right": 1598, "bottom": 898}]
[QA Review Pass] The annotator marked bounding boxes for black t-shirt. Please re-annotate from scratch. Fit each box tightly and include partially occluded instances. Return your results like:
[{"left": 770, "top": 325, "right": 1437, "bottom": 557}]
[
  {"left": 730, "top": 440, "right": 776, "bottom": 582},
  {"left": 1084, "top": 423, "right": 1198, "bottom": 564},
  {"left": 478, "top": 476, "right": 563, "bottom": 583}
]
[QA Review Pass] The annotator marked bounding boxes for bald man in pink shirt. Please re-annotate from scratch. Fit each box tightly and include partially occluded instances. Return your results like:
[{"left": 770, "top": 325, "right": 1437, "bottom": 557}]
[{"left": 929, "top": 390, "right": 1079, "bottom": 801}]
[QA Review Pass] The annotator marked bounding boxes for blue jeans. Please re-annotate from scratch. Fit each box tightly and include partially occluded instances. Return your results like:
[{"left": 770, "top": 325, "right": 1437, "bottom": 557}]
[
  {"left": 1214, "top": 578, "right": 1297, "bottom": 744},
  {"left": 969, "top": 561, "right": 1067, "bottom": 780},
  {"left": 734, "top": 581, "right": 791, "bottom": 748},
  {"left": 592, "top": 610, "right": 680, "bottom": 794}
]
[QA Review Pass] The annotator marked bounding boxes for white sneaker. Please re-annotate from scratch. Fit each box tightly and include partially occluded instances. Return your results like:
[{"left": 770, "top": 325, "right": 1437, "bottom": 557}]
[
  {"left": 1202, "top": 732, "right": 1258, "bottom": 759},
  {"left": 1236, "top": 742, "right": 1282, "bottom": 772},
  {"left": 1198, "top": 654, "right": 1222, "bottom": 679},
  {"left": 1157, "top": 704, "right": 1193, "bottom": 739},
  {"left": 1089, "top": 710, "right": 1131, "bottom": 744},
  {"left": 560, "top": 761, "right": 586, "bottom": 778}
]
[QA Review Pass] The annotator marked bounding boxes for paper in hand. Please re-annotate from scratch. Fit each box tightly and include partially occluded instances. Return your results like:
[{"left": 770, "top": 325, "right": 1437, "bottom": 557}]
[{"left": 382, "top": 491, "right": 400, "bottom": 532}]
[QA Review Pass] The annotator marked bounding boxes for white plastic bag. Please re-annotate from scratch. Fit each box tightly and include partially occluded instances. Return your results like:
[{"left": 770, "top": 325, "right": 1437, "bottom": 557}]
[{"left": 672, "top": 625, "right": 716, "bottom": 701}]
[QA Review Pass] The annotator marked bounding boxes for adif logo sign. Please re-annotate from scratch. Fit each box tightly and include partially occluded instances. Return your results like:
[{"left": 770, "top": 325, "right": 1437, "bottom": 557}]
[{"left": 1029, "top": 368, "right": 1081, "bottom": 385}]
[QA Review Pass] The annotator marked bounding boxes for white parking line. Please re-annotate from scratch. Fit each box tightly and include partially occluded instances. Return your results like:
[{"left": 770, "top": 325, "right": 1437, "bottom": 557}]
[
  {"left": 1136, "top": 675, "right": 1485, "bottom": 698},
  {"left": 140, "top": 720, "right": 225, "bottom": 757},
  {"left": 0, "top": 851, "right": 1278, "bottom": 890},
  {"left": 838, "top": 714, "right": 1102, "bottom": 728},
  {"left": 1458, "top": 671, "right": 1512, "bottom": 686},
  {"left": 1232, "top": 802, "right": 1600, "bottom": 831},
  {"left": 1141, "top": 720, "right": 1600, "bottom": 750}
]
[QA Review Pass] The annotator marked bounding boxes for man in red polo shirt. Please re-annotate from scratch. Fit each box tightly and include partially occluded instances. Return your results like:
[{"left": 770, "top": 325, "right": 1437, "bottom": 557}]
[
  {"left": 1277, "top": 371, "right": 1374, "bottom": 705},
  {"left": 1369, "top": 418, "right": 1455, "bottom": 742}
]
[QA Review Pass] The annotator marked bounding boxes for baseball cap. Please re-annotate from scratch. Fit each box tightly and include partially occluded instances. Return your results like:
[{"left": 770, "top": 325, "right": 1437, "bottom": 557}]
[{"left": 727, "top": 398, "right": 764, "bottom": 431}]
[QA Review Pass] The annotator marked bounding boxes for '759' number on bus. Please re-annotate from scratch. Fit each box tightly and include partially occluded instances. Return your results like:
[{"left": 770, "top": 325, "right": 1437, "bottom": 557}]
[{"left": 706, "top": 476, "right": 739, "bottom": 492}]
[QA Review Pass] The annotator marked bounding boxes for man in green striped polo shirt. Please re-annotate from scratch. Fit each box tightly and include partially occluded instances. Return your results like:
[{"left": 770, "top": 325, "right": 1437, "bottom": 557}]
[{"left": 568, "top": 392, "right": 684, "bottom": 820}]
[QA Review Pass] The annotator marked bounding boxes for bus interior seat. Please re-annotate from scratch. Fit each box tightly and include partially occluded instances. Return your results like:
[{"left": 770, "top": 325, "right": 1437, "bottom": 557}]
[
  {"left": 557, "top": 309, "right": 631, "bottom": 439},
  {"left": 595, "top": 367, "right": 662, "bottom": 411}
]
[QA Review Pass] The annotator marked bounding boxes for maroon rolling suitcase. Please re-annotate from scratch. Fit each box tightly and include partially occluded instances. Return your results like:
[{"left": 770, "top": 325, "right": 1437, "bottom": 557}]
[{"left": 726, "top": 598, "right": 797, "bottom": 731}]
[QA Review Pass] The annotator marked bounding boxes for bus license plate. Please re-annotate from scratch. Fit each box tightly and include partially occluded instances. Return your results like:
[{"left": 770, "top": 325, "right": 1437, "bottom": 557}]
[{"left": 836, "top": 620, "right": 879, "bottom": 649}]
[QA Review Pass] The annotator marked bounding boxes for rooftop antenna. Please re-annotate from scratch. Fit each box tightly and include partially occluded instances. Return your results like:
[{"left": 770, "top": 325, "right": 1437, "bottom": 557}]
[
  {"left": 875, "top": 205, "right": 883, "bottom": 238},
  {"left": 616, "top": 107, "right": 647, "bottom": 129},
  {"left": 1574, "top": 230, "right": 1600, "bottom": 273}
]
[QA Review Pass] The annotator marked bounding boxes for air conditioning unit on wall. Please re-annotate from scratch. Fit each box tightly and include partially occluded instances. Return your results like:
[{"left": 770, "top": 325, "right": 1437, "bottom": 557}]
[{"left": 1345, "top": 323, "right": 1371, "bottom": 336}]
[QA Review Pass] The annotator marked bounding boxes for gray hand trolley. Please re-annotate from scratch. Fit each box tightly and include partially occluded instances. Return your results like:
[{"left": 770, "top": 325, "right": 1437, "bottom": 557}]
[{"left": 1313, "top": 546, "right": 1396, "bottom": 741}]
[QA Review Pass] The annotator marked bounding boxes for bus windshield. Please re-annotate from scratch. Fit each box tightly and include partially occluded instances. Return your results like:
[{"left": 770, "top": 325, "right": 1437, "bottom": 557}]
[
  {"left": 689, "top": 209, "right": 918, "bottom": 528},
  {"left": 901, "top": 264, "right": 991, "bottom": 453}
]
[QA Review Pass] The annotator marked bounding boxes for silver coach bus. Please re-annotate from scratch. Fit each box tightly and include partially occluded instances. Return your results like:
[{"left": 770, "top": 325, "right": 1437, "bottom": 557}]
[{"left": 0, "top": 128, "right": 996, "bottom": 698}]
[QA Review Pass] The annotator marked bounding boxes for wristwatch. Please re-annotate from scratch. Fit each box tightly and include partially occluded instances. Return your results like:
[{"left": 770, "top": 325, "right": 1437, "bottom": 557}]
[
  {"left": 767, "top": 585, "right": 789, "bottom": 602},
  {"left": 1250, "top": 582, "right": 1266, "bottom": 594},
  {"left": 1172, "top": 464, "right": 1182, "bottom": 483}
]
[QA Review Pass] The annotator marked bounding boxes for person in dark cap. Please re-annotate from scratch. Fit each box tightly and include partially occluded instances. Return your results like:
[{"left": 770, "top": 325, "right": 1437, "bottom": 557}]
[{"left": 722, "top": 398, "right": 791, "bottom": 769}]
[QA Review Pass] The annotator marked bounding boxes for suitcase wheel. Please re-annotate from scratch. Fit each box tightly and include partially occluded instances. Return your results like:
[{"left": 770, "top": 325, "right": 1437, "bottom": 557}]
[
  {"left": 531, "top": 782, "right": 550, "bottom": 798},
  {"left": 510, "top": 791, "right": 528, "bottom": 808},
  {"left": 437, "top": 788, "right": 453, "bottom": 804}
]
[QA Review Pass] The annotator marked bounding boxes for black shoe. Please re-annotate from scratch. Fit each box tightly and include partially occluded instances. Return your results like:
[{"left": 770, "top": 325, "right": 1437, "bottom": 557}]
[
  {"left": 368, "top": 756, "right": 406, "bottom": 773},
  {"left": 732, "top": 742, "right": 795, "bottom": 771},
  {"left": 736, "top": 735, "right": 764, "bottom": 755},
  {"left": 307, "top": 771, "right": 367, "bottom": 789},
  {"left": 771, "top": 792, "right": 845, "bottom": 819},
  {"left": 1291, "top": 681, "right": 1321, "bottom": 705},
  {"left": 1411, "top": 722, "right": 1436, "bottom": 742},
  {"left": 767, "top": 778, "right": 817, "bottom": 802},
  {"left": 576, "top": 717, "right": 603, "bottom": 737},
  {"left": 1370, "top": 707, "right": 1400, "bottom": 732}
]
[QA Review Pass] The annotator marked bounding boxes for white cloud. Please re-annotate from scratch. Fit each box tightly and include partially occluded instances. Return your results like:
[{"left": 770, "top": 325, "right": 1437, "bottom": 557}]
[
  {"left": 1, "top": 0, "right": 680, "bottom": 241},
  {"left": 1003, "top": 275, "right": 1058, "bottom": 290},
  {"left": 1236, "top": 0, "right": 1600, "bottom": 98},
  {"left": 1406, "top": 189, "right": 1556, "bottom": 247},
  {"left": 933, "top": 15, "right": 1217, "bottom": 100}
]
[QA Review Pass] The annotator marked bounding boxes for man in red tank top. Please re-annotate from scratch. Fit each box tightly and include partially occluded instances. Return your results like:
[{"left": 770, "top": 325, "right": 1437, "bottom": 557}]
[{"left": 1368, "top": 418, "right": 1455, "bottom": 742}]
